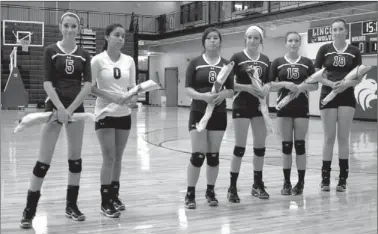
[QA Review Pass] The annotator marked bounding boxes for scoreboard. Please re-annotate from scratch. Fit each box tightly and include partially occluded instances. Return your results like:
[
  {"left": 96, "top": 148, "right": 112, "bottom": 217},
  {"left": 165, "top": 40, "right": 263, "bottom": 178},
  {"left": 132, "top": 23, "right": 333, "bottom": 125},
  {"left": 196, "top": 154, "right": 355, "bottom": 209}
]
[{"left": 350, "top": 20, "right": 377, "bottom": 55}]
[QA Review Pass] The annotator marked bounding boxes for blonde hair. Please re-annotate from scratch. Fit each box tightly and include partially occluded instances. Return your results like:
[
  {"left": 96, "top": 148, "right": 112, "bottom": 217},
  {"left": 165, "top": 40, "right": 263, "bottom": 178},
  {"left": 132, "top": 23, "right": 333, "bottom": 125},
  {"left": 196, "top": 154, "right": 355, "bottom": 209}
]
[{"left": 61, "top": 12, "right": 80, "bottom": 24}]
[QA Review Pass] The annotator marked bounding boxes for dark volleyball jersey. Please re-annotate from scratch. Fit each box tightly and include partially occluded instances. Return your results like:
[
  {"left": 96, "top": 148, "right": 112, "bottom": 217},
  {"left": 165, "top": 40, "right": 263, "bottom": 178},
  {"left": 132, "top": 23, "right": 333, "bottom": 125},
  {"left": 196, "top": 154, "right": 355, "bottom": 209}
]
[
  {"left": 230, "top": 51, "right": 270, "bottom": 110},
  {"left": 314, "top": 42, "right": 362, "bottom": 95},
  {"left": 44, "top": 42, "right": 92, "bottom": 102},
  {"left": 185, "top": 54, "right": 234, "bottom": 113},
  {"left": 269, "top": 56, "right": 315, "bottom": 108}
]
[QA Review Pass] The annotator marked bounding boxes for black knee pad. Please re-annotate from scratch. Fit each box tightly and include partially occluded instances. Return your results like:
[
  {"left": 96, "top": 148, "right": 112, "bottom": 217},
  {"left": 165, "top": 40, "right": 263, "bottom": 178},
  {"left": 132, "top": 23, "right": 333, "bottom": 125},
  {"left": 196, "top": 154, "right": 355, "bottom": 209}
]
[
  {"left": 282, "top": 141, "right": 293, "bottom": 155},
  {"left": 233, "top": 146, "right": 245, "bottom": 157},
  {"left": 68, "top": 158, "right": 82, "bottom": 173},
  {"left": 206, "top": 153, "right": 219, "bottom": 167},
  {"left": 33, "top": 161, "right": 50, "bottom": 178},
  {"left": 253, "top": 147, "right": 265, "bottom": 157},
  {"left": 295, "top": 140, "right": 306, "bottom": 155},
  {"left": 190, "top": 152, "right": 205, "bottom": 167}
]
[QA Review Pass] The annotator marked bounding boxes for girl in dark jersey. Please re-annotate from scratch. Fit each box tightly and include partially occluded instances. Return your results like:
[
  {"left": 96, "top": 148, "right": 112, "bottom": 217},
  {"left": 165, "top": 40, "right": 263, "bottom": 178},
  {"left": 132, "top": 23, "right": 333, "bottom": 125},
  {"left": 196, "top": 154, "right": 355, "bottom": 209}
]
[
  {"left": 269, "top": 32, "right": 317, "bottom": 196},
  {"left": 315, "top": 19, "right": 362, "bottom": 192},
  {"left": 184, "top": 27, "right": 234, "bottom": 209},
  {"left": 227, "top": 25, "right": 270, "bottom": 202},
  {"left": 20, "top": 12, "right": 92, "bottom": 229}
]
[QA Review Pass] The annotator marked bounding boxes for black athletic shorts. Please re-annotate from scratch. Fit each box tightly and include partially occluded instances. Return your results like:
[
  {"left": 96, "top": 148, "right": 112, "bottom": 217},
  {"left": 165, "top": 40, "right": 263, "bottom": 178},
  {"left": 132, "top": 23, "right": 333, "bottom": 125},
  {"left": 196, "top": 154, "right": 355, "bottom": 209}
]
[
  {"left": 277, "top": 105, "right": 309, "bottom": 118},
  {"left": 95, "top": 115, "right": 131, "bottom": 130},
  {"left": 45, "top": 99, "right": 84, "bottom": 113},
  {"left": 188, "top": 111, "right": 227, "bottom": 131},
  {"left": 319, "top": 87, "right": 356, "bottom": 110},
  {"left": 232, "top": 108, "right": 262, "bottom": 119}
]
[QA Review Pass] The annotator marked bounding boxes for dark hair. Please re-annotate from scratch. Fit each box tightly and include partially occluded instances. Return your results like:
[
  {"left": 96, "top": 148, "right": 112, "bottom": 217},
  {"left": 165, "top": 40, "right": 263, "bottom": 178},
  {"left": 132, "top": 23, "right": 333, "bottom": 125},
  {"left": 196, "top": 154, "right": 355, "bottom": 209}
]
[
  {"left": 61, "top": 12, "right": 80, "bottom": 25},
  {"left": 102, "top": 23, "right": 124, "bottom": 51},
  {"left": 285, "top": 31, "right": 301, "bottom": 42},
  {"left": 331, "top": 18, "right": 348, "bottom": 31},
  {"left": 201, "top": 27, "right": 222, "bottom": 52}
]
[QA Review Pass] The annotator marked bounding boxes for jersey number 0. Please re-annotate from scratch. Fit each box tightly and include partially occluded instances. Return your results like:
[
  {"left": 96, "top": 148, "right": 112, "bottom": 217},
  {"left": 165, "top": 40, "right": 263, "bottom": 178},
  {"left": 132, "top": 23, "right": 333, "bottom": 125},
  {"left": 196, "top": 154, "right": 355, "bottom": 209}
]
[{"left": 113, "top": 67, "right": 121, "bottom": 79}]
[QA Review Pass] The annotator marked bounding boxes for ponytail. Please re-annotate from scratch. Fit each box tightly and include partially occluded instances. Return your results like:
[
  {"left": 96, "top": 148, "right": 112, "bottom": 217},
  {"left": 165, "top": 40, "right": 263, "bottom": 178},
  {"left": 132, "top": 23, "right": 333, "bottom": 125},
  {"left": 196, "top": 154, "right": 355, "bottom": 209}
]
[{"left": 102, "top": 41, "right": 108, "bottom": 52}]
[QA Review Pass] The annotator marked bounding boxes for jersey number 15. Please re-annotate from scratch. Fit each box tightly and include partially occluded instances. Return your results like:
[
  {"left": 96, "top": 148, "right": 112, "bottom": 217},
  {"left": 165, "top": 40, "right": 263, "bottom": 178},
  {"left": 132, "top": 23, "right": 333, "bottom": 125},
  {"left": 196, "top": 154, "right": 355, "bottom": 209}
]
[{"left": 286, "top": 67, "right": 299, "bottom": 79}]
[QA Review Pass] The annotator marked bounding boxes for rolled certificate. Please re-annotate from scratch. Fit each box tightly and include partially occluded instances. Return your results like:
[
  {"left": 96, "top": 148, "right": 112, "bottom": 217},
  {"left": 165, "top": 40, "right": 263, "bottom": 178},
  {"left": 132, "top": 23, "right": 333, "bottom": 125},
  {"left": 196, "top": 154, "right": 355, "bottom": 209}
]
[
  {"left": 196, "top": 61, "right": 235, "bottom": 132},
  {"left": 14, "top": 112, "right": 95, "bottom": 133},
  {"left": 276, "top": 67, "right": 326, "bottom": 110},
  {"left": 321, "top": 65, "right": 372, "bottom": 106},
  {"left": 96, "top": 80, "right": 162, "bottom": 121},
  {"left": 246, "top": 65, "right": 275, "bottom": 135}
]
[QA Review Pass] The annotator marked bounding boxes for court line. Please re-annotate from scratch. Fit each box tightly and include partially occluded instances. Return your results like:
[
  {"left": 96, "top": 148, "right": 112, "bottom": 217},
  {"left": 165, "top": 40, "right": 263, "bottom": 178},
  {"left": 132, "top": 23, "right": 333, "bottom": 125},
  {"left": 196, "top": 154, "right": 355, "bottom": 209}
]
[{"left": 141, "top": 127, "right": 377, "bottom": 175}]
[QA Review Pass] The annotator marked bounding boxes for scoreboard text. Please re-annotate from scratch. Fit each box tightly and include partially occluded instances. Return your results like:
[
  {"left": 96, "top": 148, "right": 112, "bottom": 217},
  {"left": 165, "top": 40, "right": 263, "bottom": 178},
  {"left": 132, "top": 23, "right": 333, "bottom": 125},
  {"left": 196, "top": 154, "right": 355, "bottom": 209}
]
[{"left": 351, "top": 20, "right": 377, "bottom": 55}]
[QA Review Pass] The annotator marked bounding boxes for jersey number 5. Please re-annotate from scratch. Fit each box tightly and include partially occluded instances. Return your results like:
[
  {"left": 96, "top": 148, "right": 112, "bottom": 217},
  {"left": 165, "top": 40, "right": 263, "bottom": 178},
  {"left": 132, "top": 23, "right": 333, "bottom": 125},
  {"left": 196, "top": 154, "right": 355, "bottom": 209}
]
[
  {"left": 208, "top": 70, "right": 217, "bottom": 83},
  {"left": 333, "top": 56, "right": 346, "bottom": 67},
  {"left": 65, "top": 59, "right": 74, "bottom": 74},
  {"left": 113, "top": 67, "right": 121, "bottom": 79},
  {"left": 286, "top": 67, "right": 299, "bottom": 79}
]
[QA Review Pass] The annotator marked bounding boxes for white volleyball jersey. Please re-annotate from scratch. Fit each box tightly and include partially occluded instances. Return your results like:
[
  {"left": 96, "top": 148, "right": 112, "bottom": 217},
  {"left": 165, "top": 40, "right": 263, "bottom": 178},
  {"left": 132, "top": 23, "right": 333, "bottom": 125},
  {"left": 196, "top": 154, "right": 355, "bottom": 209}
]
[{"left": 91, "top": 51, "right": 136, "bottom": 117}]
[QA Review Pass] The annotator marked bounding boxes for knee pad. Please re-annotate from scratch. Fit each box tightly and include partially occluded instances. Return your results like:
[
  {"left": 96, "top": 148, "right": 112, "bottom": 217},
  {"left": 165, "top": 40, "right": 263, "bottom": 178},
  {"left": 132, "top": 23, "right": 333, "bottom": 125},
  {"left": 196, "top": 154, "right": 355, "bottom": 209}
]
[
  {"left": 33, "top": 161, "right": 50, "bottom": 178},
  {"left": 68, "top": 158, "right": 82, "bottom": 173},
  {"left": 295, "top": 140, "right": 306, "bottom": 155},
  {"left": 282, "top": 141, "right": 293, "bottom": 155},
  {"left": 190, "top": 153, "right": 205, "bottom": 167},
  {"left": 253, "top": 147, "right": 265, "bottom": 157},
  {"left": 206, "top": 153, "right": 219, "bottom": 167},
  {"left": 233, "top": 146, "right": 245, "bottom": 157}
]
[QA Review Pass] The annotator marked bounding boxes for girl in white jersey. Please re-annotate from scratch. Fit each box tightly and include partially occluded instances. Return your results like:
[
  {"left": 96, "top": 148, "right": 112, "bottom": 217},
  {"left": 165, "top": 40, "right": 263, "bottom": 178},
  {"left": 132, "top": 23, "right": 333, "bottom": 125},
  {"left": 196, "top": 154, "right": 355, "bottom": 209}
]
[{"left": 91, "top": 23, "right": 137, "bottom": 218}]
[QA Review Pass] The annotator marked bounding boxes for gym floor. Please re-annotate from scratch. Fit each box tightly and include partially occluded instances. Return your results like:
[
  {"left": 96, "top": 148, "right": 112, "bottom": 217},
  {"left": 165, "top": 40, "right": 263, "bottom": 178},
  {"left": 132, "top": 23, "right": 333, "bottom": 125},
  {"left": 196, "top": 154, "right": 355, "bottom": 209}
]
[{"left": 1, "top": 106, "right": 377, "bottom": 234}]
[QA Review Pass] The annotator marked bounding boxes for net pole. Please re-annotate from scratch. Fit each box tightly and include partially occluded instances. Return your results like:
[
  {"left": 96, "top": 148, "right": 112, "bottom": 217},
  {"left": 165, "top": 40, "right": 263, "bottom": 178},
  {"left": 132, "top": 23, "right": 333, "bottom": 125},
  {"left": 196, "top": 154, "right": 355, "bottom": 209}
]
[{"left": 10, "top": 46, "right": 17, "bottom": 69}]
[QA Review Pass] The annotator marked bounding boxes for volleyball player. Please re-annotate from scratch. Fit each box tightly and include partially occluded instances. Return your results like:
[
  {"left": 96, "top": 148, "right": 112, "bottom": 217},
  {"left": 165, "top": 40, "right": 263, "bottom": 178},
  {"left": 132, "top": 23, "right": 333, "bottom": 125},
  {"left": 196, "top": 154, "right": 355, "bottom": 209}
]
[
  {"left": 184, "top": 27, "right": 234, "bottom": 209},
  {"left": 20, "top": 12, "right": 92, "bottom": 228},
  {"left": 228, "top": 25, "right": 271, "bottom": 202},
  {"left": 91, "top": 23, "right": 137, "bottom": 218},
  {"left": 269, "top": 32, "right": 317, "bottom": 195},
  {"left": 315, "top": 19, "right": 362, "bottom": 192}
]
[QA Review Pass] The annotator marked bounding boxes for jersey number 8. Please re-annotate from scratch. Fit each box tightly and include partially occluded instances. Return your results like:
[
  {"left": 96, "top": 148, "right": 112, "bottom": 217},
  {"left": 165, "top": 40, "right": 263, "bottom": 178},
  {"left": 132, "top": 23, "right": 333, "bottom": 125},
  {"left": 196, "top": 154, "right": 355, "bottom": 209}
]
[
  {"left": 65, "top": 58, "right": 74, "bottom": 74},
  {"left": 333, "top": 55, "right": 346, "bottom": 67},
  {"left": 208, "top": 70, "right": 217, "bottom": 83},
  {"left": 113, "top": 67, "right": 121, "bottom": 79},
  {"left": 286, "top": 67, "right": 299, "bottom": 79}
]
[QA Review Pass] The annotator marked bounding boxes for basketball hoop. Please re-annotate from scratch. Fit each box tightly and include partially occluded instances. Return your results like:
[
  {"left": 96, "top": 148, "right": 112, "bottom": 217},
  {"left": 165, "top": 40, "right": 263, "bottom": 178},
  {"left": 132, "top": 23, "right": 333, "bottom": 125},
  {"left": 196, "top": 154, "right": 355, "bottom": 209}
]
[{"left": 18, "top": 37, "right": 31, "bottom": 52}]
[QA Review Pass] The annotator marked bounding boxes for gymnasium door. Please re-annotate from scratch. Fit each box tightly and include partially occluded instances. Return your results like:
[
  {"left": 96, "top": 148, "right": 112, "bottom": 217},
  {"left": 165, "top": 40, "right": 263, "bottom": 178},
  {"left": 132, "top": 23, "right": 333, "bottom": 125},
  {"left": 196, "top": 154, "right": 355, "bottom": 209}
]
[{"left": 165, "top": 67, "right": 178, "bottom": 107}]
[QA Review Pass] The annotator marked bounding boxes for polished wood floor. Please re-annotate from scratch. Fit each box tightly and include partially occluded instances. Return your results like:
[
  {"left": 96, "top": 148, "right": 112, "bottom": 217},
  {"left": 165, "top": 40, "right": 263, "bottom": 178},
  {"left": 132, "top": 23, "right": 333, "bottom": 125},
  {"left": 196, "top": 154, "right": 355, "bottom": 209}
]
[{"left": 1, "top": 106, "right": 377, "bottom": 234}]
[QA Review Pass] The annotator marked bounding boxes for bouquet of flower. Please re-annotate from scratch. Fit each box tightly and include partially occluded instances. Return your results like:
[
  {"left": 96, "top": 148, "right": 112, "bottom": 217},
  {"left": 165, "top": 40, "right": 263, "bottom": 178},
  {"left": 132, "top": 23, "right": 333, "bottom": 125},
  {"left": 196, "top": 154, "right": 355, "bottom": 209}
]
[
  {"left": 95, "top": 80, "right": 162, "bottom": 121},
  {"left": 196, "top": 61, "right": 235, "bottom": 132},
  {"left": 245, "top": 65, "right": 275, "bottom": 135},
  {"left": 321, "top": 65, "right": 372, "bottom": 106},
  {"left": 276, "top": 67, "right": 326, "bottom": 110},
  {"left": 14, "top": 111, "right": 95, "bottom": 133}
]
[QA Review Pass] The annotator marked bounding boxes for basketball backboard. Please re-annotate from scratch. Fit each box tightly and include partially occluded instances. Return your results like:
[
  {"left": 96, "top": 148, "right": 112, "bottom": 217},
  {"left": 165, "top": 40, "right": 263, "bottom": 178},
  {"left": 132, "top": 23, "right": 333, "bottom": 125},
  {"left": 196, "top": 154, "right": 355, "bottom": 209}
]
[{"left": 2, "top": 20, "right": 44, "bottom": 47}]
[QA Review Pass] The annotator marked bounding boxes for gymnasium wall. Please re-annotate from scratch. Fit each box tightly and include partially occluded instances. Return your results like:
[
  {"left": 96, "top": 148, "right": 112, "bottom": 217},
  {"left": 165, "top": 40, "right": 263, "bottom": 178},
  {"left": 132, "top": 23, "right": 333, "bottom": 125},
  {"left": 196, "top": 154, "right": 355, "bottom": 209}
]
[{"left": 2, "top": 1, "right": 181, "bottom": 16}]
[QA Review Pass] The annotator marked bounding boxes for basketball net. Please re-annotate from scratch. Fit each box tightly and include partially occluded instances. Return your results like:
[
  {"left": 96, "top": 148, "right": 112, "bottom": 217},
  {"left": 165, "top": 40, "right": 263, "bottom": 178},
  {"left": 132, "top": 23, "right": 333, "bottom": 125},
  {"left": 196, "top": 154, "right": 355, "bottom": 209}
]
[{"left": 18, "top": 35, "right": 31, "bottom": 52}]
